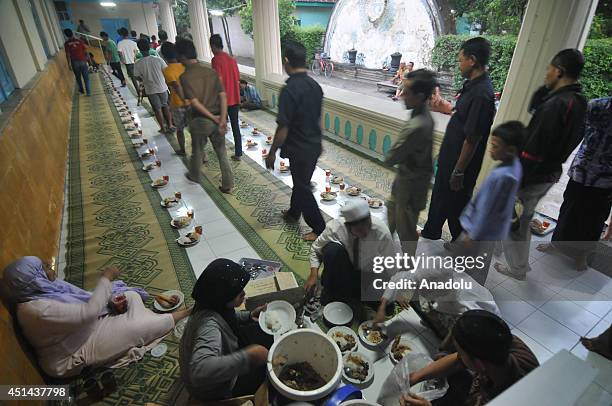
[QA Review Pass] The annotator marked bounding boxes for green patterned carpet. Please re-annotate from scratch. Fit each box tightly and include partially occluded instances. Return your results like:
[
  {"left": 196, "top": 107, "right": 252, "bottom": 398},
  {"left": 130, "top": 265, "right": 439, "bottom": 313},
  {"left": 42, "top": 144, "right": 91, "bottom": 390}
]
[{"left": 65, "top": 74, "right": 193, "bottom": 405}]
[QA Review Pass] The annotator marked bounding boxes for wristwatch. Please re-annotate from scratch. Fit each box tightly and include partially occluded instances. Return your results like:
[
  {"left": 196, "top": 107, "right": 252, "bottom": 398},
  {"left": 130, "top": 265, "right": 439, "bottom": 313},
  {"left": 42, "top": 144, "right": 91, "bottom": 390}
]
[{"left": 452, "top": 169, "right": 464, "bottom": 177}]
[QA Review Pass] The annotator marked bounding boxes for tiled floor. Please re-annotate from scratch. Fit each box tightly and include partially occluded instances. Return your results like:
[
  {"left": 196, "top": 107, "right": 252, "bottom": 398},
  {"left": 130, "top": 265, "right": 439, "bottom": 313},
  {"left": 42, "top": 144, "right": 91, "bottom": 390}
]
[{"left": 56, "top": 72, "right": 612, "bottom": 404}]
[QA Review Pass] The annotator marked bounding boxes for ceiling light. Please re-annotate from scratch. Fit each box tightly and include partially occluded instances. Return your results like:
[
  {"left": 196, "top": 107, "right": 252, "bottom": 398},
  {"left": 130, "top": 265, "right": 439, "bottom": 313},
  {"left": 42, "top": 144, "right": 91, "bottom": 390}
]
[{"left": 100, "top": 2, "right": 117, "bottom": 7}]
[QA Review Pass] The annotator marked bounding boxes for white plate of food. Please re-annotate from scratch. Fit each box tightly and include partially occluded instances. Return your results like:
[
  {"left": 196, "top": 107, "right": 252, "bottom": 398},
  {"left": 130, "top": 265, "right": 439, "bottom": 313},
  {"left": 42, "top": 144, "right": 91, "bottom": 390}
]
[
  {"left": 251, "top": 128, "right": 260, "bottom": 135},
  {"left": 367, "top": 198, "right": 384, "bottom": 208},
  {"left": 160, "top": 196, "right": 179, "bottom": 208},
  {"left": 151, "top": 178, "right": 168, "bottom": 188},
  {"left": 171, "top": 216, "right": 191, "bottom": 229},
  {"left": 331, "top": 176, "right": 344, "bottom": 184},
  {"left": 132, "top": 140, "right": 145, "bottom": 147},
  {"left": 346, "top": 186, "right": 362, "bottom": 196},
  {"left": 154, "top": 290, "right": 184, "bottom": 312},
  {"left": 328, "top": 326, "right": 358, "bottom": 354},
  {"left": 239, "top": 122, "right": 249, "bottom": 128},
  {"left": 323, "top": 302, "right": 353, "bottom": 325},
  {"left": 530, "top": 215, "right": 556, "bottom": 235},
  {"left": 389, "top": 335, "right": 413, "bottom": 364},
  {"left": 279, "top": 165, "right": 290, "bottom": 173},
  {"left": 259, "top": 300, "right": 296, "bottom": 335},
  {"left": 141, "top": 151, "right": 154, "bottom": 159},
  {"left": 342, "top": 352, "right": 374, "bottom": 385},
  {"left": 320, "top": 191, "right": 338, "bottom": 201},
  {"left": 142, "top": 163, "right": 155, "bottom": 171},
  {"left": 358, "top": 321, "right": 388, "bottom": 346},
  {"left": 176, "top": 231, "right": 201, "bottom": 247},
  {"left": 246, "top": 140, "right": 258, "bottom": 147},
  {"left": 266, "top": 139, "right": 273, "bottom": 145}
]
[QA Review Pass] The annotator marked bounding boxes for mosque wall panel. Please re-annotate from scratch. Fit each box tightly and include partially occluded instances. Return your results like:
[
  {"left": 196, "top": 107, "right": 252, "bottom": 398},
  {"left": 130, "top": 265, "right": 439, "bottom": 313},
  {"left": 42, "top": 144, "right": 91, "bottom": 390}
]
[{"left": 0, "top": 52, "right": 73, "bottom": 391}]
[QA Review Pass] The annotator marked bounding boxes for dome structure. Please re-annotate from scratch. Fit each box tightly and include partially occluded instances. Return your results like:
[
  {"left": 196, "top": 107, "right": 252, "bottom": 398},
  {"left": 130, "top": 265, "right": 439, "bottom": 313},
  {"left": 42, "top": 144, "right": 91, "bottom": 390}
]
[{"left": 324, "top": 0, "right": 443, "bottom": 69}]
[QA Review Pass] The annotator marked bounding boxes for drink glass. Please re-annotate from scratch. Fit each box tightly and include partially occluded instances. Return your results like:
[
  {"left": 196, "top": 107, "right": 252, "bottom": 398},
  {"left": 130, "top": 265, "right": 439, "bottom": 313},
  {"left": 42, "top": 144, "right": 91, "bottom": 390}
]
[
  {"left": 195, "top": 225, "right": 203, "bottom": 235},
  {"left": 339, "top": 182, "right": 346, "bottom": 191},
  {"left": 325, "top": 169, "right": 332, "bottom": 177},
  {"left": 325, "top": 184, "right": 332, "bottom": 193},
  {"left": 175, "top": 191, "right": 182, "bottom": 200},
  {"left": 187, "top": 209, "right": 194, "bottom": 219},
  {"left": 262, "top": 148, "right": 267, "bottom": 156},
  {"left": 143, "top": 138, "right": 148, "bottom": 145},
  {"left": 280, "top": 161, "right": 286, "bottom": 167},
  {"left": 163, "top": 175, "right": 169, "bottom": 182}
]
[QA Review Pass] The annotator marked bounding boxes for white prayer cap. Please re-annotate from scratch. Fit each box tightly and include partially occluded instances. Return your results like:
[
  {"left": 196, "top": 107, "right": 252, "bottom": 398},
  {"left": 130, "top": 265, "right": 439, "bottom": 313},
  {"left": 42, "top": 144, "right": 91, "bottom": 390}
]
[{"left": 341, "top": 199, "right": 370, "bottom": 223}]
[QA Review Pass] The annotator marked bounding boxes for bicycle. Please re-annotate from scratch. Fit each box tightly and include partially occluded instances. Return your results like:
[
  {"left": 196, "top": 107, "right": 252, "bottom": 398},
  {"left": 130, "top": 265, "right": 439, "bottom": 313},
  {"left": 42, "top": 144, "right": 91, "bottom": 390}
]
[{"left": 311, "top": 52, "right": 334, "bottom": 78}]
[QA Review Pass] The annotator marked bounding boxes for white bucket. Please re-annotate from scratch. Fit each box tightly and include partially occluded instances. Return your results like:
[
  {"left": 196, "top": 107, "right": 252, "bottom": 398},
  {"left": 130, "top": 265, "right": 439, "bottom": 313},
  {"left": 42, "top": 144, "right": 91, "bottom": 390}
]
[{"left": 267, "top": 328, "right": 343, "bottom": 401}]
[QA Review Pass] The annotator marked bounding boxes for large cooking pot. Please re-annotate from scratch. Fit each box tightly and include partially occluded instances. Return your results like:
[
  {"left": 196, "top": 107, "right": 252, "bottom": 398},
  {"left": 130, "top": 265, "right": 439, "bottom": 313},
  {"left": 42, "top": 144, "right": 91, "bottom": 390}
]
[{"left": 267, "top": 329, "right": 343, "bottom": 401}]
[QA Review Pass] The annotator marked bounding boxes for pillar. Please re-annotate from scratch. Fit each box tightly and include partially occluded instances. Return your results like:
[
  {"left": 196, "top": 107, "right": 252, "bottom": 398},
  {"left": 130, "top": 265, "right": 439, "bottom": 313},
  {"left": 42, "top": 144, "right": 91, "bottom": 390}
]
[
  {"left": 188, "top": 0, "right": 212, "bottom": 61},
  {"left": 159, "top": 0, "right": 178, "bottom": 42},
  {"left": 476, "top": 0, "right": 598, "bottom": 186},
  {"left": 252, "top": 0, "right": 283, "bottom": 92}
]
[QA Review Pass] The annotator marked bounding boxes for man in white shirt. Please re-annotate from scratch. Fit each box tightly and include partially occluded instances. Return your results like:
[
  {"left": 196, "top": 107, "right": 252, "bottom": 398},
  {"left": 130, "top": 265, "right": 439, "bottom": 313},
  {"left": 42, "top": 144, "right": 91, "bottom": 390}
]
[
  {"left": 117, "top": 28, "right": 141, "bottom": 98},
  {"left": 305, "top": 199, "right": 401, "bottom": 321},
  {"left": 134, "top": 39, "right": 173, "bottom": 133}
]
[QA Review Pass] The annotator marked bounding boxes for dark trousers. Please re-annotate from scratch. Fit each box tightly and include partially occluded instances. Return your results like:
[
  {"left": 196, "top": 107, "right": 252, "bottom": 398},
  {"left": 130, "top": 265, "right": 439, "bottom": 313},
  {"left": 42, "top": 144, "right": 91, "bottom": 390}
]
[
  {"left": 287, "top": 153, "right": 326, "bottom": 235},
  {"left": 321, "top": 242, "right": 361, "bottom": 303},
  {"left": 109, "top": 62, "right": 125, "bottom": 83},
  {"left": 228, "top": 104, "right": 242, "bottom": 157},
  {"left": 71, "top": 60, "right": 90, "bottom": 95},
  {"left": 552, "top": 179, "right": 612, "bottom": 257},
  {"left": 421, "top": 169, "right": 472, "bottom": 241},
  {"left": 232, "top": 322, "right": 273, "bottom": 397}
]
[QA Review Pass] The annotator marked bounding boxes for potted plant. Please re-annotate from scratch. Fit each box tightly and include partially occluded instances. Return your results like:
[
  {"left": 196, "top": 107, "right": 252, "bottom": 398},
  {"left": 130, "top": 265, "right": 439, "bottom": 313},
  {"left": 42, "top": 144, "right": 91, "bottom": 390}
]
[
  {"left": 348, "top": 44, "right": 358, "bottom": 64},
  {"left": 390, "top": 52, "right": 403, "bottom": 72}
]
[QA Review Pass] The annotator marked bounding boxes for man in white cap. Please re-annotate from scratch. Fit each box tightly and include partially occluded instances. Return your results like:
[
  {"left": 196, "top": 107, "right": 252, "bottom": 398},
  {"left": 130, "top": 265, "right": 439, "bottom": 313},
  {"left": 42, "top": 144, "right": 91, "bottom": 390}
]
[{"left": 305, "top": 199, "right": 401, "bottom": 320}]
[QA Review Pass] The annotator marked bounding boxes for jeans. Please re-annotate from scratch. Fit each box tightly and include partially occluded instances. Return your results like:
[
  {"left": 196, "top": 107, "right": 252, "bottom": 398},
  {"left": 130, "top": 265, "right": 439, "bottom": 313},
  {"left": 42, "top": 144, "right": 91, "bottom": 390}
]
[
  {"left": 71, "top": 60, "right": 90, "bottom": 95},
  {"left": 227, "top": 104, "right": 242, "bottom": 157},
  {"left": 501, "top": 181, "right": 554, "bottom": 276},
  {"left": 287, "top": 152, "right": 326, "bottom": 235}
]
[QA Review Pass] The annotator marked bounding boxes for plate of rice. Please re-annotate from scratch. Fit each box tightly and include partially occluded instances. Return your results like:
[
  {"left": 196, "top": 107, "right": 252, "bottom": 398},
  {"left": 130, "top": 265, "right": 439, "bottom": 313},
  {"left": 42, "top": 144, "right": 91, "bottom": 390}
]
[{"left": 259, "top": 300, "right": 296, "bottom": 335}]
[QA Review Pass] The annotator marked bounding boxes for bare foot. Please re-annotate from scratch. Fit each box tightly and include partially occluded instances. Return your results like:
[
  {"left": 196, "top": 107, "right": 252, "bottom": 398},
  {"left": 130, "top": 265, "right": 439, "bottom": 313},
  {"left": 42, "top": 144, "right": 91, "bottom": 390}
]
[
  {"left": 580, "top": 327, "right": 612, "bottom": 360},
  {"left": 303, "top": 232, "right": 318, "bottom": 242},
  {"left": 494, "top": 262, "right": 526, "bottom": 281},
  {"left": 536, "top": 243, "right": 556, "bottom": 253}
]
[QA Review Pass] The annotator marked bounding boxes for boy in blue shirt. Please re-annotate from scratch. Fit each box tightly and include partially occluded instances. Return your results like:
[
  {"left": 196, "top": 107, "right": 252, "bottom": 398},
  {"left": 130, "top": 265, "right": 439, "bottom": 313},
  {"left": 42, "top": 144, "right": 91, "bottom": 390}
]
[{"left": 455, "top": 121, "right": 525, "bottom": 285}]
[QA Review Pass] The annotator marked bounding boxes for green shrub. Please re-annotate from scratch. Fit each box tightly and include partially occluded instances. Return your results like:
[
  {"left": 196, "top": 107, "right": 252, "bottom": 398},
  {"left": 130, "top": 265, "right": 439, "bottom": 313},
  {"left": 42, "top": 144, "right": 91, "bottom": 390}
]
[
  {"left": 284, "top": 25, "right": 326, "bottom": 62},
  {"left": 431, "top": 35, "right": 612, "bottom": 100}
]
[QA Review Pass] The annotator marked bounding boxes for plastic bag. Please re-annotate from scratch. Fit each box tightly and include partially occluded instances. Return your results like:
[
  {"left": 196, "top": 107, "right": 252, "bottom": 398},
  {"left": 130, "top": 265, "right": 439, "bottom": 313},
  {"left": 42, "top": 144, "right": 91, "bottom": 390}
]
[{"left": 376, "top": 353, "right": 449, "bottom": 406}]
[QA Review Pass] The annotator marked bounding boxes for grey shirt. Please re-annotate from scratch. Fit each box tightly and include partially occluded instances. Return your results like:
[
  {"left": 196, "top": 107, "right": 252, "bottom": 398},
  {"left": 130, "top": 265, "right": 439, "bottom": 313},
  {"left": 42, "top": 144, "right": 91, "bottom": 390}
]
[{"left": 179, "top": 309, "right": 252, "bottom": 401}]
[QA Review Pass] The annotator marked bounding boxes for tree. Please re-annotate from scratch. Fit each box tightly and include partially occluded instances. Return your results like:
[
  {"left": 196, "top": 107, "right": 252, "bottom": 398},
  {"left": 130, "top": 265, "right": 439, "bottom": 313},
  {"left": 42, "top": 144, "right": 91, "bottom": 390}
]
[
  {"left": 239, "top": 0, "right": 296, "bottom": 41},
  {"left": 447, "top": 0, "right": 528, "bottom": 35}
]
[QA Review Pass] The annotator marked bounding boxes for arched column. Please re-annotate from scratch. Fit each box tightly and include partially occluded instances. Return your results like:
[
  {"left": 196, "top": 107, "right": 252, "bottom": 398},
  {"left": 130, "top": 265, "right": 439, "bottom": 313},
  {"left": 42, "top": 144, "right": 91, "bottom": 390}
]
[
  {"left": 252, "top": 0, "right": 283, "bottom": 92},
  {"left": 159, "top": 0, "right": 178, "bottom": 42},
  {"left": 188, "top": 0, "right": 212, "bottom": 61}
]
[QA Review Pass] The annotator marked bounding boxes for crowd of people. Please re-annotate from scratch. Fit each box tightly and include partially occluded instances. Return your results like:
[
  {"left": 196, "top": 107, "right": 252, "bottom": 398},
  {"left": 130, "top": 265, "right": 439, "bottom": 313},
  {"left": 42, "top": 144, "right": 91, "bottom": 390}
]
[{"left": 34, "top": 26, "right": 610, "bottom": 405}]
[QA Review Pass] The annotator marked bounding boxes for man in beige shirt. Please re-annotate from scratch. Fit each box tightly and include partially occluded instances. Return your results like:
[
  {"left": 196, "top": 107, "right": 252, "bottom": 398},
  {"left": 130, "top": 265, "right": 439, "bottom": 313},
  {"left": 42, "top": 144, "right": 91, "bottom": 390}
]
[{"left": 176, "top": 39, "right": 233, "bottom": 192}]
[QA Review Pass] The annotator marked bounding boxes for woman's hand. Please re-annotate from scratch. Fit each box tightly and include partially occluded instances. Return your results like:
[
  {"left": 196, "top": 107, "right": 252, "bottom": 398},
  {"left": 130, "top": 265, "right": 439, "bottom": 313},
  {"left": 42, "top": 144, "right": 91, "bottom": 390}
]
[
  {"left": 250, "top": 304, "right": 267, "bottom": 322},
  {"left": 245, "top": 344, "right": 268, "bottom": 366},
  {"left": 400, "top": 393, "right": 432, "bottom": 406},
  {"left": 102, "top": 266, "right": 121, "bottom": 281}
]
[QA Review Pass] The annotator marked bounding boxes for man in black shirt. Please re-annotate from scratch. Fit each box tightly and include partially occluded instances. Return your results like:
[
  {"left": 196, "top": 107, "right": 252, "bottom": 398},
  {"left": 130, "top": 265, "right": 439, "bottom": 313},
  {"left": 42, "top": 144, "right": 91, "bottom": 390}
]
[
  {"left": 421, "top": 37, "right": 496, "bottom": 244},
  {"left": 495, "top": 49, "right": 587, "bottom": 280},
  {"left": 266, "top": 41, "right": 326, "bottom": 241}
]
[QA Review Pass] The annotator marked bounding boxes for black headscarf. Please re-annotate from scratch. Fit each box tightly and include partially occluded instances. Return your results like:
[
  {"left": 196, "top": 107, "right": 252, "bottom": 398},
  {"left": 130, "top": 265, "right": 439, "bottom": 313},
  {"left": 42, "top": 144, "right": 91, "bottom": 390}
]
[
  {"left": 192, "top": 259, "right": 250, "bottom": 335},
  {"left": 453, "top": 310, "right": 512, "bottom": 365}
]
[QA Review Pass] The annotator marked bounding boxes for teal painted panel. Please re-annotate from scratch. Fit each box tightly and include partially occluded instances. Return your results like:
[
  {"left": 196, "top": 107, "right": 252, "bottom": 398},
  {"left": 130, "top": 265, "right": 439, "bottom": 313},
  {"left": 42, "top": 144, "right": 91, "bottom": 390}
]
[
  {"left": 344, "top": 121, "right": 352, "bottom": 140},
  {"left": 334, "top": 117, "right": 340, "bottom": 135},
  {"left": 382, "top": 135, "right": 392, "bottom": 154},
  {"left": 324, "top": 113, "right": 330, "bottom": 130},
  {"left": 356, "top": 125, "right": 364, "bottom": 144},
  {"left": 294, "top": 7, "right": 332, "bottom": 27},
  {"left": 368, "top": 129, "right": 377, "bottom": 151}
]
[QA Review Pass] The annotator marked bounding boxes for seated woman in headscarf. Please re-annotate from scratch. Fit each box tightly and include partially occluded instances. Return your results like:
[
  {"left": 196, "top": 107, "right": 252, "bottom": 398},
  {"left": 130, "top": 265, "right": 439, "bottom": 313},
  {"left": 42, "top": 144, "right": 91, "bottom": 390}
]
[
  {"left": 180, "top": 258, "right": 271, "bottom": 402},
  {"left": 4, "top": 256, "right": 191, "bottom": 378}
]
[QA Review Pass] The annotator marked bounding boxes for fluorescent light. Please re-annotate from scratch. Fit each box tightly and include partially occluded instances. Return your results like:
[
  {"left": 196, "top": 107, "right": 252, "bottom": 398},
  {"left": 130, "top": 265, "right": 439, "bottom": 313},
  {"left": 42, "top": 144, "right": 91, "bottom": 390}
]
[
  {"left": 100, "top": 2, "right": 117, "bottom": 7},
  {"left": 209, "top": 9, "right": 224, "bottom": 16}
]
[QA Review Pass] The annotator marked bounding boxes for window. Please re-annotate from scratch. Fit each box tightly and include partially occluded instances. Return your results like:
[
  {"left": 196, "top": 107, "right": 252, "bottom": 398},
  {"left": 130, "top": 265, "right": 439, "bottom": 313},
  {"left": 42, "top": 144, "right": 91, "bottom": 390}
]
[
  {"left": 29, "top": 0, "right": 51, "bottom": 58},
  {"left": 0, "top": 47, "right": 16, "bottom": 103}
]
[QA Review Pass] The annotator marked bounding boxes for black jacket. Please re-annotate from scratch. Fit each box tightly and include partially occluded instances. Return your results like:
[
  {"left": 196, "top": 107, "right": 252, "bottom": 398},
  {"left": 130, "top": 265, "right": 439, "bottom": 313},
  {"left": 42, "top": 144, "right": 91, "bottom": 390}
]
[{"left": 521, "top": 84, "right": 587, "bottom": 185}]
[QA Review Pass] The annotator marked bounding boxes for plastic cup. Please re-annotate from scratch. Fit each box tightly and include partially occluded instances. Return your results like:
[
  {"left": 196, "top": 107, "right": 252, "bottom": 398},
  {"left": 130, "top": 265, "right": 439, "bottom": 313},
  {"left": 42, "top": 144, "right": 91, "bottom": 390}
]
[{"left": 195, "top": 225, "right": 203, "bottom": 235}]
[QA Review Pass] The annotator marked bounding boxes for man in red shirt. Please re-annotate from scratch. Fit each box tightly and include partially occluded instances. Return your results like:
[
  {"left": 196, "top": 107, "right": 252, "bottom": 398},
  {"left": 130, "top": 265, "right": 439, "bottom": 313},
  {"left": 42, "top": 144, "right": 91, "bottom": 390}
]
[
  {"left": 64, "top": 28, "right": 90, "bottom": 96},
  {"left": 210, "top": 34, "right": 242, "bottom": 160}
]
